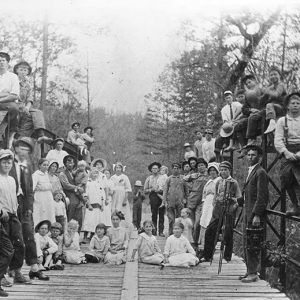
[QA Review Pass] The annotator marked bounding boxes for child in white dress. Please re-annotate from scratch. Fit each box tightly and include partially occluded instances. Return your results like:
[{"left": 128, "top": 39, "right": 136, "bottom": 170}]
[
  {"left": 85, "top": 223, "right": 110, "bottom": 263},
  {"left": 53, "top": 190, "right": 67, "bottom": 230},
  {"left": 34, "top": 220, "right": 58, "bottom": 271},
  {"left": 82, "top": 169, "right": 105, "bottom": 238},
  {"left": 130, "top": 220, "right": 164, "bottom": 265},
  {"left": 63, "top": 220, "right": 86, "bottom": 264},
  {"left": 175, "top": 208, "right": 194, "bottom": 245},
  {"left": 103, "top": 169, "right": 114, "bottom": 227},
  {"left": 104, "top": 211, "right": 128, "bottom": 265},
  {"left": 163, "top": 222, "right": 199, "bottom": 267}
]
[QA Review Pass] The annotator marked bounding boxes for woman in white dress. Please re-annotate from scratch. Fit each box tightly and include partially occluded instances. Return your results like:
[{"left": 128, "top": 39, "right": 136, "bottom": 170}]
[
  {"left": 32, "top": 158, "right": 55, "bottom": 226},
  {"left": 198, "top": 162, "right": 220, "bottom": 250},
  {"left": 103, "top": 169, "right": 114, "bottom": 227},
  {"left": 111, "top": 162, "right": 132, "bottom": 224}
]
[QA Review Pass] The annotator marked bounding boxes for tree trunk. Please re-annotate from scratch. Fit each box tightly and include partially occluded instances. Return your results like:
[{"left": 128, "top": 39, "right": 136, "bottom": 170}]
[{"left": 86, "top": 52, "right": 91, "bottom": 125}]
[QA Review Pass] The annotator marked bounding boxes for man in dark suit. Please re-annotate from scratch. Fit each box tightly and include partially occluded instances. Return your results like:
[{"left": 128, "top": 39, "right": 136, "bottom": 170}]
[
  {"left": 10, "top": 137, "right": 49, "bottom": 281},
  {"left": 59, "top": 155, "right": 83, "bottom": 230},
  {"left": 240, "top": 145, "right": 269, "bottom": 283}
]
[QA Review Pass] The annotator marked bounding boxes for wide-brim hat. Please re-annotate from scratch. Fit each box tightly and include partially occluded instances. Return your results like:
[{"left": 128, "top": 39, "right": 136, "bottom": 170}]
[
  {"left": 71, "top": 122, "right": 80, "bottom": 129},
  {"left": 188, "top": 156, "right": 198, "bottom": 165},
  {"left": 183, "top": 142, "right": 191, "bottom": 148},
  {"left": 63, "top": 155, "right": 77, "bottom": 166},
  {"left": 207, "top": 162, "right": 219, "bottom": 174},
  {"left": 91, "top": 158, "right": 107, "bottom": 169},
  {"left": 244, "top": 144, "right": 263, "bottom": 155},
  {"left": 13, "top": 61, "right": 32, "bottom": 75},
  {"left": 35, "top": 220, "right": 51, "bottom": 233},
  {"left": 13, "top": 137, "right": 34, "bottom": 153},
  {"left": 48, "top": 160, "right": 59, "bottom": 170},
  {"left": 0, "top": 149, "right": 14, "bottom": 160},
  {"left": 51, "top": 222, "right": 63, "bottom": 234},
  {"left": 84, "top": 126, "right": 94, "bottom": 132},
  {"left": 134, "top": 180, "right": 143, "bottom": 187},
  {"left": 242, "top": 74, "right": 256, "bottom": 84},
  {"left": 148, "top": 162, "right": 161, "bottom": 172},
  {"left": 283, "top": 92, "right": 300, "bottom": 108},
  {"left": 220, "top": 123, "right": 234, "bottom": 138},
  {"left": 196, "top": 158, "right": 208, "bottom": 168},
  {"left": 52, "top": 137, "right": 64, "bottom": 147}
]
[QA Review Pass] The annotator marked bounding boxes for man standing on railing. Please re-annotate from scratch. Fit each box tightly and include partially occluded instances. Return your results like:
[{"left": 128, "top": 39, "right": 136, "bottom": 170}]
[{"left": 240, "top": 144, "right": 269, "bottom": 283}]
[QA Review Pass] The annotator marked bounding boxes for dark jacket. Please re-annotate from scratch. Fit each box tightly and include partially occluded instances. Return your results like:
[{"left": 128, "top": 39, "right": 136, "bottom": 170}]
[
  {"left": 244, "top": 164, "right": 269, "bottom": 223},
  {"left": 9, "top": 160, "right": 34, "bottom": 212}
]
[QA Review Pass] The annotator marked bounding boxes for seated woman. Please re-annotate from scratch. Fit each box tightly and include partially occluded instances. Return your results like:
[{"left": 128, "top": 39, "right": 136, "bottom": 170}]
[
  {"left": 163, "top": 222, "right": 199, "bottom": 267},
  {"left": 13, "top": 61, "right": 51, "bottom": 143},
  {"left": 34, "top": 220, "right": 58, "bottom": 271},
  {"left": 275, "top": 92, "right": 300, "bottom": 216},
  {"left": 104, "top": 211, "right": 128, "bottom": 265},
  {"left": 130, "top": 220, "right": 164, "bottom": 265},
  {"left": 85, "top": 223, "right": 110, "bottom": 263},
  {"left": 62, "top": 220, "right": 86, "bottom": 264}
]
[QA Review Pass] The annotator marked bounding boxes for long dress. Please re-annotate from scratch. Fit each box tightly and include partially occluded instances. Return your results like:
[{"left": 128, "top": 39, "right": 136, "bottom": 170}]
[
  {"left": 164, "top": 235, "right": 199, "bottom": 267},
  {"left": 32, "top": 170, "right": 55, "bottom": 226},
  {"left": 110, "top": 173, "right": 132, "bottom": 223},
  {"left": 49, "top": 173, "right": 64, "bottom": 193},
  {"left": 82, "top": 180, "right": 105, "bottom": 232},
  {"left": 104, "top": 226, "right": 128, "bottom": 265},
  {"left": 134, "top": 232, "right": 164, "bottom": 264},
  {"left": 103, "top": 177, "right": 114, "bottom": 227}
]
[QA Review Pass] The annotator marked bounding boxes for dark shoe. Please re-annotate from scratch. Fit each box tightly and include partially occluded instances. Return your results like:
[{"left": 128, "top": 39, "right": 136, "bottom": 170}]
[
  {"left": 0, "top": 287, "right": 8, "bottom": 297},
  {"left": 50, "top": 264, "right": 65, "bottom": 270},
  {"left": 14, "top": 271, "right": 32, "bottom": 284},
  {"left": 199, "top": 257, "right": 209, "bottom": 263},
  {"left": 29, "top": 270, "right": 49, "bottom": 281},
  {"left": 238, "top": 273, "right": 248, "bottom": 280},
  {"left": 241, "top": 274, "right": 259, "bottom": 283}
]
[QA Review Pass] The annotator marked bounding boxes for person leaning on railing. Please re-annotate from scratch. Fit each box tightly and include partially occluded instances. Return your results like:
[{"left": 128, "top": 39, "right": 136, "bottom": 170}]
[{"left": 274, "top": 92, "right": 300, "bottom": 217}]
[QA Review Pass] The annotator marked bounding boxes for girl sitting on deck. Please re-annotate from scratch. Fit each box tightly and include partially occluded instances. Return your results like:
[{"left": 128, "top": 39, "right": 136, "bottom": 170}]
[
  {"left": 130, "top": 220, "right": 164, "bottom": 265},
  {"left": 163, "top": 222, "right": 199, "bottom": 268},
  {"left": 62, "top": 220, "right": 86, "bottom": 264},
  {"left": 104, "top": 211, "right": 128, "bottom": 265},
  {"left": 85, "top": 223, "right": 110, "bottom": 263}
]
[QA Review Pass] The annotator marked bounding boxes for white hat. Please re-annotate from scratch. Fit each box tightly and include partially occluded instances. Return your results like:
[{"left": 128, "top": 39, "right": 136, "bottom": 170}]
[
  {"left": 184, "top": 142, "right": 191, "bottom": 147},
  {"left": 207, "top": 162, "right": 219, "bottom": 174},
  {"left": 224, "top": 90, "right": 233, "bottom": 96},
  {"left": 220, "top": 123, "right": 234, "bottom": 138},
  {"left": 0, "top": 149, "right": 14, "bottom": 160},
  {"left": 134, "top": 180, "right": 143, "bottom": 187}
]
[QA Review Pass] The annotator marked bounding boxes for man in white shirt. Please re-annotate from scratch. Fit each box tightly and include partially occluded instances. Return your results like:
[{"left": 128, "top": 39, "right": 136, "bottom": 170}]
[
  {"left": 202, "top": 129, "right": 216, "bottom": 163},
  {"left": 0, "top": 52, "right": 20, "bottom": 146},
  {"left": 215, "top": 91, "right": 242, "bottom": 161},
  {"left": 184, "top": 143, "right": 196, "bottom": 161},
  {"left": 46, "top": 138, "right": 69, "bottom": 169}
]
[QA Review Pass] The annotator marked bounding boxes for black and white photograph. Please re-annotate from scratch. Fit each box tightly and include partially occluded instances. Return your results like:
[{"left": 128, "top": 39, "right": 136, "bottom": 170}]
[{"left": 0, "top": 0, "right": 300, "bottom": 299}]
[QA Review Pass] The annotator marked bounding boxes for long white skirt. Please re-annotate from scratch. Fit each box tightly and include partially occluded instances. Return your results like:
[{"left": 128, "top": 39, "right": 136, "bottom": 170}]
[
  {"left": 103, "top": 201, "right": 112, "bottom": 227},
  {"left": 33, "top": 191, "right": 55, "bottom": 226},
  {"left": 104, "top": 250, "right": 126, "bottom": 265},
  {"left": 200, "top": 194, "right": 214, "bottom": 228},
  {"left": 167, "top": 253, "right": 199, "bottom": 267},
  {"left": 82, "top": 207, "right": 105, "bottom": 232},
  {"left": 140, "top": 253, "right": 164, "bottom": 265}
]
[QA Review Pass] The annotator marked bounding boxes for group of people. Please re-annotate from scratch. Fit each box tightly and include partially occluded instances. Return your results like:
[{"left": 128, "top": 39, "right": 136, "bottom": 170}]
[{"left": 1, "top": 47, "right": 300, "bottom": 297}]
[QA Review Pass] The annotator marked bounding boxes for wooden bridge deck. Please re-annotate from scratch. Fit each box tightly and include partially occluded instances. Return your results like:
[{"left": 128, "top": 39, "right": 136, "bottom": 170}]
[{"left": 5, "top": 234, "right": 289, "bottom": 300}]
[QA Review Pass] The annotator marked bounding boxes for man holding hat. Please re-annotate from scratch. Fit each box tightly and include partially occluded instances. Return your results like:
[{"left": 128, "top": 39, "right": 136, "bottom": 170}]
[
  {"left": 275, "top": 92, "right": 300, "bottom": 216},
  {"left": 202, "top": 129, "right": 216, "bottom": 163},
  {"left": 0, "top": 52, "right": 20, "bottom": 147},
  {"left": 163, "top": 163, "right": 187, "bottom": 235},
  {"left": 184, "top": 142, "right": 196, "bottom": 161},
  {"left": 46, "top": 138, "right": 68, "bottom": 170},
  {"left": 240, "top": 144, "right": 268, "bottom": 283},
  {"left": 215, "top": 91, "right": 242, "bottom": 161},
  {"left": 144, "top": 162, "right": 165, "bottom": 236},
  {"left": 201, "top": 161, "right": 241, "bottom": 263},
  {"left": 59, "top": 155, "right": 84, "bottom": 230},
  {"left": 81, "top": 126, "right": 95, "bottom": 151}
]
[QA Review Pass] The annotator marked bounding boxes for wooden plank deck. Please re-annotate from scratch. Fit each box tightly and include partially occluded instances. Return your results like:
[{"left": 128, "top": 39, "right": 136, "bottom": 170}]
[{"left": 4, "top": 230, "right": 290, "bottom": 300}]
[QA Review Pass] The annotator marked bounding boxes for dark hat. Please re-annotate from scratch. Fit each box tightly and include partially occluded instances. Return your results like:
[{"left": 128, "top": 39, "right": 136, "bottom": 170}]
[
  {"left": 148, "top": 162, "right": 161, "bottom": 172},
  {"left": 205, "top": 128, "right": 213, "bottom": 135},
  {"left": 242, "top": 74, "right": 256, "bottom": 84},
  {"left": 188, "top": 156, "right": 198, "bottom": 165},
  {"left": 84, "top": 126, "right": 93, "bottom": 132},
  {"left": 244, "top": 144, "right": 263, "bottom": 155},
  {"left": 51, "top": 222, "right": 63, "bottom": 233},
  {"left": 35, "top": 220, "right": 51, "bottom": 233},
  {"left": 52, "top": 137, "right": 64, "bottom": 146},
  {"left": 172, "top": 162, "right": 181, "bottom": 169},
  {"left": 196, "top": 158, "right": 208, "bottom": 168},
  {"left": 283, "top": 92, "right": 300, "bottom": 108},
  {"left": 13, "top": 61, "right": 32, "bottom": 75},
  {"left": 219, "top": 161, "right": 232, "bottom": 170},
  {"left": 13, "top": 137, "right": 34, "bottom": 153},
  {"left": 0, "top": 52, "right": 10, "bottom": 62},
  {"left": 236, "top": 89, "right": 245, "bottom": 96},
  {"left": 63, "top": 155, "right": 77, "bottom": 166},
  {"left": 71, "top": 122, "right": 80, "bottom": 129},
  {"left": 181, "top": 161, "right": 190, "bottom": 169}
]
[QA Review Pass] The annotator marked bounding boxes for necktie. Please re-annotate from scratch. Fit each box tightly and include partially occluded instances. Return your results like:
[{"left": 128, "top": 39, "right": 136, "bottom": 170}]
[{"left": 229, "top": 104, "right": 233, "bottom": 120}]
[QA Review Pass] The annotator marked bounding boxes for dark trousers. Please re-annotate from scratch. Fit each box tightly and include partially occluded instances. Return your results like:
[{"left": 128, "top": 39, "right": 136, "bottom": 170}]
[
  {"left": 233, "top": 117, "right": 248, "bottom": 146},
  {"left": 132, "top": 200, "right": 142, "bottom": 229},
  {"left": 18, "top": 108, "right": 46, "bottom": 137},
  {"left": 215, "top": 136, "right": 230, "bottom": 153},
  {"left": 203, "top": 204, "right": 234, "bottom": 261},
  {"left": 67, "top": 194, "right": 83, "bottom": 231},
  {"left": 149, "top": 192, "right": 165, "bottom": 235},
  {"left": 167, "top": 202, "right": 184, "bottom": 236},
  {"left": 2, "top": 214, "right": 25, "bottom": 271},
  {"left": 0, "top": 223, "right": 14, "bottom": 279},
  {"left": 17, "top": 195, "right": 38, "bottom": 265},
  {"left": 246, "top": 111, "right": 265, "bottom": 139}
]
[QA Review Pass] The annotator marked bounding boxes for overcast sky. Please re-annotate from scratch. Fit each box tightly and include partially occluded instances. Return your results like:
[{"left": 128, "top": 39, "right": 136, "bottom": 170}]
[{"left": 2, "top": 0, "right": 297, "bottom": 113}]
